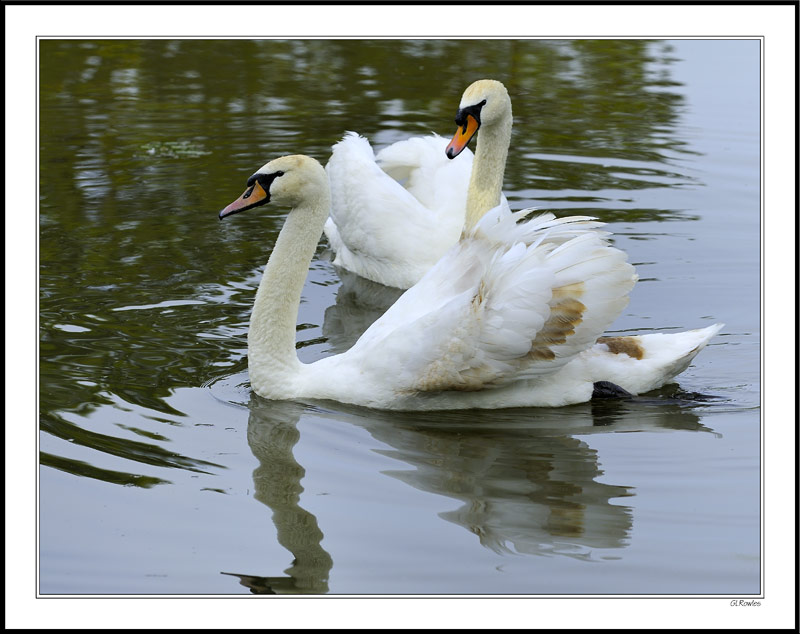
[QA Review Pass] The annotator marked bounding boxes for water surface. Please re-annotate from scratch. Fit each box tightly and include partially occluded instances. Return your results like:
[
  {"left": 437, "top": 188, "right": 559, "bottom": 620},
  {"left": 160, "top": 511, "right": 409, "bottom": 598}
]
[{"left": 38, "top": 38, "right": 761, "bottom": 595}]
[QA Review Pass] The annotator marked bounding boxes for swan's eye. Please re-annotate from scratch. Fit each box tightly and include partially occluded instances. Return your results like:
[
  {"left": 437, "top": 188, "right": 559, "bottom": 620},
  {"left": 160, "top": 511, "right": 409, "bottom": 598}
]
[
  {"left": 455, "top": 100, "right": 487, "bottom": 129},
  {"left": 247, "top": 170, "right": 284, "bottom": 192}
]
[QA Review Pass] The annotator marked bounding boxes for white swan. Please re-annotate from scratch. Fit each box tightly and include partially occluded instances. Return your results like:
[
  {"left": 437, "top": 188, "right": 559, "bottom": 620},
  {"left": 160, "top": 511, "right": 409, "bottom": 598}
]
[
  {"left": 444, "top": 79, "right": 513, "bottom": 233},
  {"left": 324, "top": 132, "right": 476, "bottom": 289},
  {"left": 219, "top": 154, "right": 723, "bottom": 410},
  {"left": 324, "top": 79, "right": 516, "bottom": 289}
]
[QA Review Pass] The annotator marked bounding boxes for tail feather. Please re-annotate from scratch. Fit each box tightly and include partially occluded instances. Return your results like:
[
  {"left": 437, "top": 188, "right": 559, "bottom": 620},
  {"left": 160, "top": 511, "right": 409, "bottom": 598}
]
[{"left": 580, "top": 323, "right": 724, "bottom": 394}]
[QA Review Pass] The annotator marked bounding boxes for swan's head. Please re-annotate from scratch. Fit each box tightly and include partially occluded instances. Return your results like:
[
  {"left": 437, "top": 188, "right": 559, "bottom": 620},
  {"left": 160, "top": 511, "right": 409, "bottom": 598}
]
[
  {"left": 446, "top": 79, "right": 512, "bottom": 159},
  {"left": 219, "top": 154, "right": 327, "bottom": 220}
]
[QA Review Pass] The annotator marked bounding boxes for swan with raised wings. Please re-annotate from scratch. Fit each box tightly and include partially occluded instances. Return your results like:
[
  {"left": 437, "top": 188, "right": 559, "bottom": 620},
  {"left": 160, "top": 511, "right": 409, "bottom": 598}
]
[
  {"left": 218, "top": 154, "right": 723, "bottom": 410},
  {"left": 324, "top": 79, "right": 516, "bottom": 289}
]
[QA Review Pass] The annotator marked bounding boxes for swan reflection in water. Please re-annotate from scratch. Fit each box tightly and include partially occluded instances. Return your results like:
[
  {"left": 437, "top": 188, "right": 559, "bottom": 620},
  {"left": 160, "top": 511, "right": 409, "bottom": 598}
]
[
  {"left": 320, "top": 265, "right": 404, "bottom": 354},
  {"left": 220, "top": 383, "right": 715, "bottom": 594},
  {"left": 222, "top": 399, "right": 333, "bottom": 595}
]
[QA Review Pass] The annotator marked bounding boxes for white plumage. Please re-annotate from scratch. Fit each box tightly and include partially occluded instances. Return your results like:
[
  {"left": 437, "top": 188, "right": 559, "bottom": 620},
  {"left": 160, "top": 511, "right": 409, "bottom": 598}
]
[
  {"left": 218, "top": 155, "right": 723, "bottom": 411},
  {"left": 324, "top": 132, "right": 478, "bottom": 289},
  {"left": 325, "top": 79, "right": 522, "bottom": 290}
]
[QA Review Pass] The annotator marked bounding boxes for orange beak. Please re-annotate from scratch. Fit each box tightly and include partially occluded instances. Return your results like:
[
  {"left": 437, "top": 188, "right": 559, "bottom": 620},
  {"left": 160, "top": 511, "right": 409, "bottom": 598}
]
[
  {"left": 219, "top": 180, "right": 269, "bottom": 219},
  {"left": 445, "top": 114, "right": 480, "bottom": 159}
]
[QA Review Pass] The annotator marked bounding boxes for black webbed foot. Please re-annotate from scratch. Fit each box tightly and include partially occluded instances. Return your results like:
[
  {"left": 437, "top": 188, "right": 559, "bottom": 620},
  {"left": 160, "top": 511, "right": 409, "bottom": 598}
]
[{"left": 592, "top": 381, "right": 634, "bottom": 400}]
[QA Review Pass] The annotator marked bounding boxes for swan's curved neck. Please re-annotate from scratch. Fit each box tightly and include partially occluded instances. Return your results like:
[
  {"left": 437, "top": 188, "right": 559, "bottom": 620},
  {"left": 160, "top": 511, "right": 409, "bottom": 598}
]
[
  {"left": 464, "top": 109, "right": 512, "bottom": 232},
  {"left": 248, "top": 193, "right": 329, "bottom": 396}
]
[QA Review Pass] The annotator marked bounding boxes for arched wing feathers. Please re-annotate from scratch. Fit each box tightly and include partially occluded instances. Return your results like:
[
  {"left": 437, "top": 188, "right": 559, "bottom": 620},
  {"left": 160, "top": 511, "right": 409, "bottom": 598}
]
[{"left": 347, "top": 208, "right": 637, "bottom": 394}]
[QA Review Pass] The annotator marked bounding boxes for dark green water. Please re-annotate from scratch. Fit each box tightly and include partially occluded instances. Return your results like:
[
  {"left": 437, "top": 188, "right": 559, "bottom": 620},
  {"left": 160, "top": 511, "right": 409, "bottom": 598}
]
[{"left": 39, "top": 39, "right": 760, "bottom": 595}]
